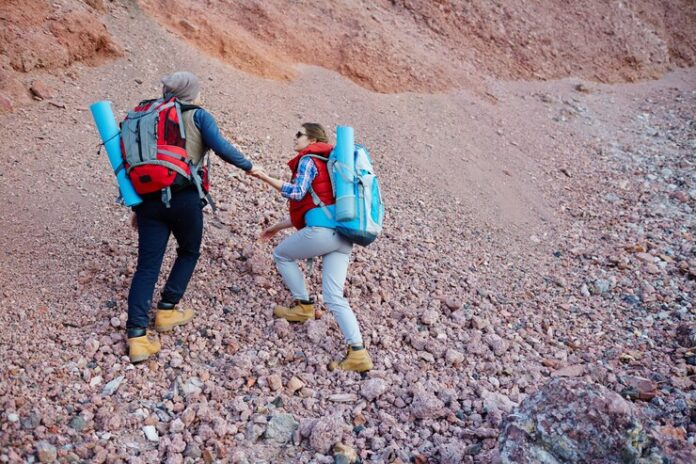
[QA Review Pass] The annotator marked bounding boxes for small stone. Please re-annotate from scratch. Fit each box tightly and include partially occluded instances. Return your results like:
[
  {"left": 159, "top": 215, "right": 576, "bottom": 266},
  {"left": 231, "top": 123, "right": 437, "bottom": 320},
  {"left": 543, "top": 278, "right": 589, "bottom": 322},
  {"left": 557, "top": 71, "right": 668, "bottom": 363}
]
[
  {"left": 551, "top": 364, "right": 585, "bottom": 378},
  {"left": 69, "top": 416, "right": 86, "bottom": 432},
  {"left": 438, "top": 440, "right": 467, "bottom": 464},
  {"left": 421, "top": 309, "right": 439, "bottom": 325},
  {"left": 110, "top": 317, "right": 121, "bottom": 328},
  {"left": 310, "top": 415, "right": 347, "bottom": 453},
  {"left": 184, "top": 443, "right": 202, "bottom": 459},
  {"left": 143, "top": 425, "right": 159, "bottom": 442},
  {"left": 170, "top": 418, "right": 185, "bottom": 433},
  {"left": 445, "top": 349, "right": 465, "bottom": 366},
  {"left": 36, "top": 441, "right": 57, "bottom": 463},
  {"left": 267, "top": 374, "right": 282, "bottom": 392},
  {"left": 85, "top": 338, "right": 100, "bottom": 356},
  {"left": 306, "top": 320, "right": 328, "bottom": 344},
  {"left": 329, "top": 393, "right": 358, "bottom": 403},
  {"left": 411, "top": 384, "right": 445, "bottom": 419},
  {"left": 287, "top": 376, "right": 305, "bottom": 394},
  {"left": 102, "top": 376, "right": 125, "bottom": 396},
  {"left": 360, "top": 378, "right": 387, "bottom": 402},
  {"left": 0, "top": 93, "right": 14, "bottom": 113},
  {"left": 7, "top": 413, "right": 19, "bottom": 422},
  {"left": 89, "top": 376, "right": 103, "bottom": 387},
  {"left": 30, "top": 80, "right": 53, "bottom": 99},
  {"left": 265, "top": 413, "right": 299, "bottom": 444},
  {"left": 621, "top": 376, "right": 658, "bottom": 401}
]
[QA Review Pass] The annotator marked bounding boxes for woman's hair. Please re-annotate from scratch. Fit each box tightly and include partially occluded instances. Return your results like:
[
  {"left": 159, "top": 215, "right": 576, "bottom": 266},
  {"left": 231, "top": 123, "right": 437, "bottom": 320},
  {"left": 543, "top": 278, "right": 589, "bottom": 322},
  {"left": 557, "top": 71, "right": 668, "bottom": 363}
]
[{"left": 302, "top": 123, "right": 329, "bottom": 143}]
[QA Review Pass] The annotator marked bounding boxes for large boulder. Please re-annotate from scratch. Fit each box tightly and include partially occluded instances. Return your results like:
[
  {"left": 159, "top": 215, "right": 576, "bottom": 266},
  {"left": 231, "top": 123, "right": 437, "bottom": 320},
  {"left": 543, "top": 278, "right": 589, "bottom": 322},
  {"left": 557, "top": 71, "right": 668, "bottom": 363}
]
[{"left": 499, "top": 378, "right": 692, "bottom": 463}]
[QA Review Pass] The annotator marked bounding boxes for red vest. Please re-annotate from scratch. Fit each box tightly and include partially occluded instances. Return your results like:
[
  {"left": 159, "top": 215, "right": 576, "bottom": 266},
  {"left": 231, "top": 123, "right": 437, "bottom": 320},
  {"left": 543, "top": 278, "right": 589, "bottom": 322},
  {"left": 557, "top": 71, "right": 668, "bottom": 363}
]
[{"left": 288, "top": 143, "right": 335, "bottom": 229}]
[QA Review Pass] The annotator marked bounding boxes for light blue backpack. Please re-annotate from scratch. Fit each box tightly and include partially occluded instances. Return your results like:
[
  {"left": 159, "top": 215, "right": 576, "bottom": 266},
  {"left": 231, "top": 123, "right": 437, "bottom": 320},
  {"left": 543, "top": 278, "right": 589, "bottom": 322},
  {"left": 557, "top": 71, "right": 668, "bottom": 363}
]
[{"left": 305, "top": 128, "right": 384, "bottom": 246}]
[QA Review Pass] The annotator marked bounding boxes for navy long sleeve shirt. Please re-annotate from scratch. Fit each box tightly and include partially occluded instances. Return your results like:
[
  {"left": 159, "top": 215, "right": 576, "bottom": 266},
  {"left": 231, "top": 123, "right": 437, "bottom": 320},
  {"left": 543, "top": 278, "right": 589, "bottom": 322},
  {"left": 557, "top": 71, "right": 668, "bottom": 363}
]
[{"left": 193, "top": 109, "right": 252, "bottom": 171}]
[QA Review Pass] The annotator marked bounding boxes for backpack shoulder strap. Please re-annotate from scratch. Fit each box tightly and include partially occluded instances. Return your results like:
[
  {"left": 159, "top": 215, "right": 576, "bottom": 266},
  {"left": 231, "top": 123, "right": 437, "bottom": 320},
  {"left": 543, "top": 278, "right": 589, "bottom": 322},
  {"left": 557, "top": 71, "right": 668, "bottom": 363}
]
[
  {"left": 137, "top": 98, "right": 158, "bottom": 107},
  {"left": 178, "top": 102, "right": 201, "bottom": 112},
  {"left": 300, "top": 155, "right": 334, "bottom": 220}
]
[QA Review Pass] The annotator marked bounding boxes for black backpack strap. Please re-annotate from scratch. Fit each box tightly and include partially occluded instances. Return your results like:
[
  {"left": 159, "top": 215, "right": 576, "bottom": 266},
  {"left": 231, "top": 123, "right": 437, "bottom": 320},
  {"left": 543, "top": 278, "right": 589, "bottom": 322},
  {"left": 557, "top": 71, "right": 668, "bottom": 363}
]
[{"left": 178, "top": 102, "right": 201, "bottom": 112}]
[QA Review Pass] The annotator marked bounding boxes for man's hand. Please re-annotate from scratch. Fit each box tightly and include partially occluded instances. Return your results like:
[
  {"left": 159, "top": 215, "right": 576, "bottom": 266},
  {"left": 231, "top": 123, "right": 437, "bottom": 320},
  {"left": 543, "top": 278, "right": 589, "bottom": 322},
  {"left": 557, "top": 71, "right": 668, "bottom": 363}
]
[{"left": 246, "top": 166, "right": 265, "bottom": 178}]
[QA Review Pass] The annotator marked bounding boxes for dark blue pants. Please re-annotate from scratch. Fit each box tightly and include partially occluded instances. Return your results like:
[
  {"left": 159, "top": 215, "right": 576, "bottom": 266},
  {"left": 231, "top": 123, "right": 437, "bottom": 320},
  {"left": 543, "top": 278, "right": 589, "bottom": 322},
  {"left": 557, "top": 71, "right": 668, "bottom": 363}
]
[{"left": 127, "top": 188, "right": 203, "bottom": 329}]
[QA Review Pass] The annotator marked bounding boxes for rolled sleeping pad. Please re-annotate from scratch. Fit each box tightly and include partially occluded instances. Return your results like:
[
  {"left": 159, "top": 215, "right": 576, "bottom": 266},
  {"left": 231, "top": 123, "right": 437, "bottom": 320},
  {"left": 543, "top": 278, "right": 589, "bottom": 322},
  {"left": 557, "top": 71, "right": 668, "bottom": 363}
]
[
  {"left": 90, "top": 101, "right": 142, "bottom": 207},
  {"left": 334, "top": 125, "right": 355, "bottom": 221}
]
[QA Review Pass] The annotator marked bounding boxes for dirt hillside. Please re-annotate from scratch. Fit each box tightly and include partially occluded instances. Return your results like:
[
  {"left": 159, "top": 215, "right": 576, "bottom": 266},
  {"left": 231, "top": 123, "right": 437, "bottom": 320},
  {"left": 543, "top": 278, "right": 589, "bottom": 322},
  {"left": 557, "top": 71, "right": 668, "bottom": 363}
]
[{"left": 0, "top": 0, "right": 694, "bottom": 463}]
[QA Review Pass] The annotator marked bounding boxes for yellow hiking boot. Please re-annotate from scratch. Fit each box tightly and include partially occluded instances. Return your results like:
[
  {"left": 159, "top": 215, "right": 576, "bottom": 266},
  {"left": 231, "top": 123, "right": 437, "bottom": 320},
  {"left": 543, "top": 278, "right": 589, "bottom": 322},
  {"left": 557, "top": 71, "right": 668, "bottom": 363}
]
[
  {"left": 333, "top": 345, "right": 374, "bottom": 373},
  {"left": 273, "top": 300, "right": 315, "bottom": 323},
  {"left": 127, "top": 331, "right": 161, "bottom": 363},
  {"left": 155, "top": 306, "right": 195, "bottom": 332}
]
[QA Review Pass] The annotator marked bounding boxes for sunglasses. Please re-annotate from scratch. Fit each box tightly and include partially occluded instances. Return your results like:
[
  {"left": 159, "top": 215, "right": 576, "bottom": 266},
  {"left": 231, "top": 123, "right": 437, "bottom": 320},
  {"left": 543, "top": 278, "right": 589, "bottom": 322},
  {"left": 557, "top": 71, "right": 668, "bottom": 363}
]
[{"left": 295, "top": 131, "right": 307, "bottom": 139}]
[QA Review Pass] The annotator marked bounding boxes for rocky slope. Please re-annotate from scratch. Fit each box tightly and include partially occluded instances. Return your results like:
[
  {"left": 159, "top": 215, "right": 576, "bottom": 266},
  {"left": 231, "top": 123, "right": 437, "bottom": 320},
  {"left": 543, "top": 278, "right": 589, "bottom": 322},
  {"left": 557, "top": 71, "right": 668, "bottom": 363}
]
[{"left": 0, "top": 0, "right": 694, "bottom": 463}]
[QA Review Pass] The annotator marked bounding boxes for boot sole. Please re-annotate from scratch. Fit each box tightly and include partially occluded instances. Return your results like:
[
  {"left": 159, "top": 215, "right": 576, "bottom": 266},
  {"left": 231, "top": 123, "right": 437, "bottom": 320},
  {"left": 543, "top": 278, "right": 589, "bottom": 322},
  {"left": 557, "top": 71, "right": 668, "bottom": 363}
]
[
  {"left": 273, "top": 311, "right": 315, "bottom": 323},
  {"left": 155, "top": 316, "right": 194, "bottom": 332},
  {"left": 130, "top": 353, "right": 152, "bottom": 363},
  {"left": 339, "top": 364, "right": 374, "bottom": 373},
  {"left": 280, "top": 316, "right": 315, "bottom": 323}
]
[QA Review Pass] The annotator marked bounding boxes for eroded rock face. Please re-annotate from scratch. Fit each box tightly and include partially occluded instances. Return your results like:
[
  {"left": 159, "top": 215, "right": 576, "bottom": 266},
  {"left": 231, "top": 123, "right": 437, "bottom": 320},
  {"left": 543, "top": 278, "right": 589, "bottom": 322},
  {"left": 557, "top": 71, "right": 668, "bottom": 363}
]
[
  {"left": 0, "top": 0, "right": 122, "bottom": 111},
  {"left": 499, "top": 379, "right": 686, "bottom": 463}
]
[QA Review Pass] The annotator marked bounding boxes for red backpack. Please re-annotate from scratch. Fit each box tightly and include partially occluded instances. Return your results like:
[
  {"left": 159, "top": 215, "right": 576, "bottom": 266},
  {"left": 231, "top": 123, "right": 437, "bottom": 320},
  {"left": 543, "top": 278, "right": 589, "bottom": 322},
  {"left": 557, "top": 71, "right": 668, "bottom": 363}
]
[{"left": 119, "top": 97, "right": 212, "bottom": 207}]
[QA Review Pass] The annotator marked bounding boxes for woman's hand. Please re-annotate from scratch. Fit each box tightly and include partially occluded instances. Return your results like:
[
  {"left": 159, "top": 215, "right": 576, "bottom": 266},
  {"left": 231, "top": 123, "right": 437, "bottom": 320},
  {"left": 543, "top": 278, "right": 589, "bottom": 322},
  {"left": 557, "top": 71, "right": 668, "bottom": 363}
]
[
  {"left": 259, "top": 225, "right": 280, "bottom": 241},
  {"left": 247, "top": 166, "right": 265, "bottom": 178},
  {"left": 259, "top": 219, "right": 293, "bottom": 242}
]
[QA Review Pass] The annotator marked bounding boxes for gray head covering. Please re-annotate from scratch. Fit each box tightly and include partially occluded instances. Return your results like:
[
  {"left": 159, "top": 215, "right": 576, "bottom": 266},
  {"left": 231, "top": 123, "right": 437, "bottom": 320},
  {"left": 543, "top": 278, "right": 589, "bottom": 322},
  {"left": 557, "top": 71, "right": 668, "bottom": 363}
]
[{"left": 161, "top": 71, "right": 201, "bottom": 102}]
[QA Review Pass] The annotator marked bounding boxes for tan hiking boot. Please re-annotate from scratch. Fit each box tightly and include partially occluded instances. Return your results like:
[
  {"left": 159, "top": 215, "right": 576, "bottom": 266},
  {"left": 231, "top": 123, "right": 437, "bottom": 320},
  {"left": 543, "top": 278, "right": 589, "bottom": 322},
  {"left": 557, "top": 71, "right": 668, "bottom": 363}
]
[
  {"left": 334, "top": 345, "right": 374, "bottom": 372},
  {"left": 273, "top": 301, "right": 315, "bottom": 323},
  {"left": 127, "top": 331, "right": 161, "bottom": 363},
  {"left": 155, "top": 306, "right": 195, "bottom": 332}
]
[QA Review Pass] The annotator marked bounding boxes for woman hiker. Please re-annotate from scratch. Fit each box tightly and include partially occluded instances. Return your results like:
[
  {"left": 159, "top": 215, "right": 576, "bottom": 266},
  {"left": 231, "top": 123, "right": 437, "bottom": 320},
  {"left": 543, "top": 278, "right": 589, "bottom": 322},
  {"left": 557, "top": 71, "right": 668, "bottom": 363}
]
[
  {"left": 251, "top": 123, "right": 373, "bottom": 372},
  {"left": 126, "top": 71, "right": 261, "bottom": 363}
]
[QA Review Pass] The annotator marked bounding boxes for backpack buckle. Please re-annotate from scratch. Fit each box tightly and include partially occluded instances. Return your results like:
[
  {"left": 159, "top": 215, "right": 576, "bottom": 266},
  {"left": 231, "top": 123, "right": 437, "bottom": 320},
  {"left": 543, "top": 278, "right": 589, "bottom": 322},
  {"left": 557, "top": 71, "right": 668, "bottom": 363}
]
[{"left": 161, "top": 187, "right": 172, "bottom": 208}]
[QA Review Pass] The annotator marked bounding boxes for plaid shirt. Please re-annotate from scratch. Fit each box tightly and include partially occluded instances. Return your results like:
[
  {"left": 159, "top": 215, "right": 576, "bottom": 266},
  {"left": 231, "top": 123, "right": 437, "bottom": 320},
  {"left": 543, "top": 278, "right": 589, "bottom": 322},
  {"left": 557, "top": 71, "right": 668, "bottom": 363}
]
[{"left": 281, "top": 157, "right": 318, "bottom": 201}]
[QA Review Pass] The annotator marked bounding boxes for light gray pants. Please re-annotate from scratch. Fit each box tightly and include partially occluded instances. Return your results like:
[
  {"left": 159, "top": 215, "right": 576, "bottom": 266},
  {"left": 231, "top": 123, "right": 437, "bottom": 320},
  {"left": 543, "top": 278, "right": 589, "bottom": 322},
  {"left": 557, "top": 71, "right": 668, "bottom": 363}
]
[{"left": 273, "top": 226, "right": 363, "bottom": 345}]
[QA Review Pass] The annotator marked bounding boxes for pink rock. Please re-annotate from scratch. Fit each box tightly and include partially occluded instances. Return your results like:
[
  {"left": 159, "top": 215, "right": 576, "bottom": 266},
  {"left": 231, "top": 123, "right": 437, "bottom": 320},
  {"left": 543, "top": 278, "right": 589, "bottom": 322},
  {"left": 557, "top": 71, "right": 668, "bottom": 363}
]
[
  {"left": 306, "top": 320, "right": 328, "bottom": 344},
  {"left": 621, "top": 375, "right": 657, "bottom": 401},
  {"left": 287, "top": 376, "right": 305, "bottom": 394},
  {"left": 420, "top": 309, "right": 439, "bottom": 325},
  {"left": 499, "top": 379, "right": 669, "bottom": 463},
  {"left": 30, "top": 80, "right": 53, "bottom": 99},
  {"left": 299, "top": 418, "right": 318, "bottom": 438},
  {"left": 466, "top": 333, "right": 487, "bottom": 355},
  {"left": 212, "top": 417, "right": 228, "bottom": 437},
  {"left": 169, "top": 433, "right": 186, "bottom": 453},
  {"left": 170, "top": 418, "right": 185, "bottom": 433},
  {"left": 360, "top": 378, "right": 387, "bottom": 401},
  {"left": 410, "top": 384, "right": 445, "bottom": 419},
  {"left": 438, "top": 440, "right": 467, "bottom": 464},
  {"left": 267, "top": 374, "right": 282, "bottom": 391},
  {"left": 181, "top": 407, "right": 196, "bottom": 426},
  {"left": 0, "top": 93, "right": 13, "bottom": 113},
  {"left": 445, "top": 349, "right": 465, "bottom": 366},
  {"left": 551, "top": 364, "right": 585, "bottom": 378},
  {"left": 273, "top": 319, "right": 290, "bottom": 338},
  {"left": 36, "top": 441, "right": 57, "bottom": 463},
  {"left": 309, "top": 415, "right": 347, "bottom": 453},
  {"left": 484, "top": 334, "right": 508, "bottom": 356},
  {"left": 481, "top": 390, "right": 517, "bottom": 414}
]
